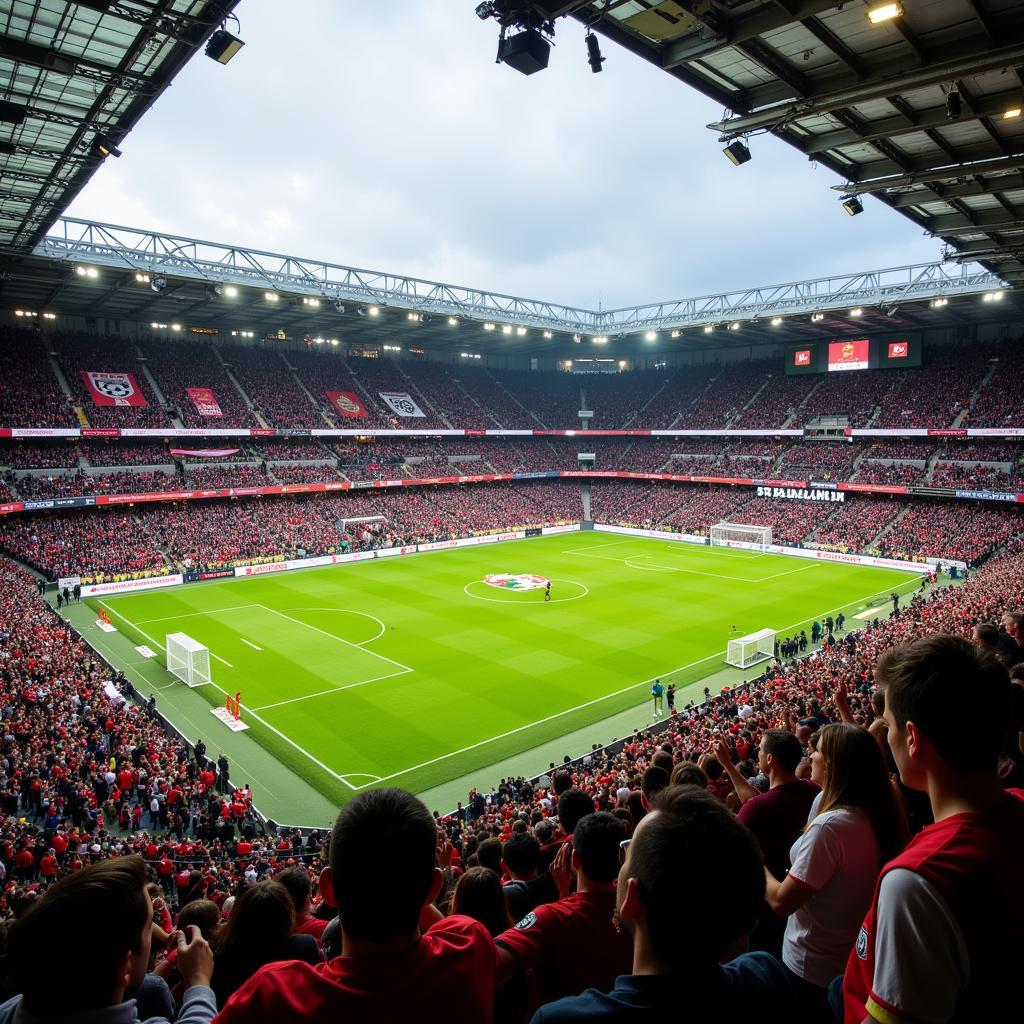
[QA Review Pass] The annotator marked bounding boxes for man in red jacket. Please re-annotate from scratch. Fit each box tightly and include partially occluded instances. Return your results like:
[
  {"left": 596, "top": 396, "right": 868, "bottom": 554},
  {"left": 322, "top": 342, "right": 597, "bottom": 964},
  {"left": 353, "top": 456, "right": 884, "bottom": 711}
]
[
  {"left": 214, "top": 789, "right": 495, "bottom": 1023},
  {"left": 843, "top": 635, "right": 1024, "bottom": 1024}
]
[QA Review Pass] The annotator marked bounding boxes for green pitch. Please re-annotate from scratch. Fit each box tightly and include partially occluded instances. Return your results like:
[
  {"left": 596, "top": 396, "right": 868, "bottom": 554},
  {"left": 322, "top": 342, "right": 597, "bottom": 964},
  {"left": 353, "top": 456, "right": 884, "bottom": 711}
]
[{"left": 88, "top": 532, "right": 920, "bottom": 808}]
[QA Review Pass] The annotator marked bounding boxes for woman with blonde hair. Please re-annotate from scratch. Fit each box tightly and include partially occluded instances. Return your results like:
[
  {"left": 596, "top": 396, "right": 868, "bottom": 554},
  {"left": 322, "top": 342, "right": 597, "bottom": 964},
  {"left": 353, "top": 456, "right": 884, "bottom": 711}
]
[{"left": 763, "top": 722, "right": 908, "bottom": 1022}]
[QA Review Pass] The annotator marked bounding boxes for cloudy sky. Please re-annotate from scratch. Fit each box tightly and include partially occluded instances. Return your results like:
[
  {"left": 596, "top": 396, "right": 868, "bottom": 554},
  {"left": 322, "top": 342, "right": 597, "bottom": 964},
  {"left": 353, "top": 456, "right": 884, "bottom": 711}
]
[{"left": 65, "top": 0, "right": 944, "bottom": 310}]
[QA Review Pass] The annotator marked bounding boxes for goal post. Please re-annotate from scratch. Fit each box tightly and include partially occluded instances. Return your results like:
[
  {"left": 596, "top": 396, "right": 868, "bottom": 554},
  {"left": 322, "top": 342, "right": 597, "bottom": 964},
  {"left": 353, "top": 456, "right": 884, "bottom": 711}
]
[
  {"left": 710, "top": 522, "right": 772, "bottom": 552},
  {"left": 166, "top": 632, "right": 212, "bottom": 688},
  {"left": 725, "top": 627, "right": 776, "bottom": 669},
  {"left": 341, "top": 515, "right": 387, "bottom": 535}
]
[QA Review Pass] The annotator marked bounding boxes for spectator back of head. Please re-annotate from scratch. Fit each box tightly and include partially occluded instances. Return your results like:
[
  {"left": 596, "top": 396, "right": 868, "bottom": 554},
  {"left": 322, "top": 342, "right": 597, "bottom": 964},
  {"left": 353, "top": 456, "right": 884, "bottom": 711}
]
[
  {"left": 328, "top": 788, "right": 437, "bottom": 944},
  {"left": 556, "top": 788, "right": 594, "bottom": 834},
  {"left": 571, "top": 811, "right": 625, "bottom": 882},
  {"left": 9, "top": 855, "right": 150, "bottom": 1015},
  {"left": 502, "top": 832, "right": 540, "bottom": 876},
  {"left": 624, "top": 787, "right": 763, "bottom": 965},
  {"left": 761, "top": 728, "right": 803, "bottom": 773},
  {"left": 877, "top": 634, "right": 1010, "bottom": 774}
]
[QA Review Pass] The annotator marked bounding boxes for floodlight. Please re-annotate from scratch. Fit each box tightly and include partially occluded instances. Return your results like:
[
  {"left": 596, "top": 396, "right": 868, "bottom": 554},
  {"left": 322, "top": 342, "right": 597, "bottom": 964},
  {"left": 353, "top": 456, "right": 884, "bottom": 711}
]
[
  {"left": 484, "top": 322, "right": 496, "bottom": 331},
  {"left": 586, "top": 32, "right": 605, "bottom": 73},
  {"left": 134, "top": 272, "right": 150, "bottom": 284},
  {"left": 502, "top": 325, "right": 513, "bottom": 334},
  {"left": 723, "top": 140, "right": 751, "bottom": 166},
  {"left": 841, "top": 195, "right": 864, "bottom": 216},
  {"left": 771, "top": 317, "right": 783, "bottom": 326},
  {"left": 704, "top": 325, "right": 713, "bottom": 333},
  {"left": 930, "top": 297, "right": 948, "bottom": 308},
  {"left": 516, "top": 326, "right": 526, "bottom": 336},
  {"left": 811, "top": 312, "right": 825, "bottom": 322},
  {"left": 850, "top": 307, "right": 863, "bottom": 317},
  {"left": 302, "top": 296, "right": 320, "bottom": 307},
  {"left": 866, "top": 3, "right": 903, "bottom": 24},
  {"left": 729, "top": 322, "right": 741, "bottom": 331},
  {"left": 264, "top": 291, "right": 279, "bottom": 302},
  {"left": 224, "top": 285, "right": 238, "bottom": 298},
  {"left": 368, "top": 305, "right": 380, "bottom": 316},
  {"left": 543, "top": 331, "right": 552, "bottom": 339},
  {"left": 75, "top": 265, "right": 98, "bottom": 279},
  {"left": 206, "top": 29, "right": 245, "bottom": 65},
  {"left": 945, "top": 88, "right": 961, "bottom": 119},
  {"left": 645, "top": 331, "right": 657, "bottom": 341},
  {"left": 448, "top": 316, "right": 458, "bottom": 326},
  {"left": 1004, "top": 106, "right": 1022, "bottom": 120},
  {"left": 92, "top": 134, "right": 121, "bottom": 158}
]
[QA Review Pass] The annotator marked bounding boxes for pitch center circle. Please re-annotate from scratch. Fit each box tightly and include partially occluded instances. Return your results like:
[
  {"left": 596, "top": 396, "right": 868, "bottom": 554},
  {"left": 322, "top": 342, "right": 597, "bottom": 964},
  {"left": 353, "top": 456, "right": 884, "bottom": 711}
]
[{"left": 463, "top": 578, "right": 589, "bottom": 604}]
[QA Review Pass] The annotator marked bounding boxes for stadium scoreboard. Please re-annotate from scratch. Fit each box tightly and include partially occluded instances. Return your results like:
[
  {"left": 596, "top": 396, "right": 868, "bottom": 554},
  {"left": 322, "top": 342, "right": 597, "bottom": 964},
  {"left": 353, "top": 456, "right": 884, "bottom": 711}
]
[{"left": 786, "top": 337, "right": 921, "bottom": 375}]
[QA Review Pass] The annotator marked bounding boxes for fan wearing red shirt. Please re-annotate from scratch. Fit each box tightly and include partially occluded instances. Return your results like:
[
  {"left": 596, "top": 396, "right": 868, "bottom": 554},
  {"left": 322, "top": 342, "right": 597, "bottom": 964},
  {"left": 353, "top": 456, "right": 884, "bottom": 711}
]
[
  {"left": 495, "top": 811, "right": 633, "bottom": 1016},
  {"left": 276, "top": 865, "right": 329, "bottom": 946},
  {"left": 843, "top": 635, "right": 1024, "bottom": 1024},
  {"left": 214, "top": 788, "right": 495, "bottom": 1024}
]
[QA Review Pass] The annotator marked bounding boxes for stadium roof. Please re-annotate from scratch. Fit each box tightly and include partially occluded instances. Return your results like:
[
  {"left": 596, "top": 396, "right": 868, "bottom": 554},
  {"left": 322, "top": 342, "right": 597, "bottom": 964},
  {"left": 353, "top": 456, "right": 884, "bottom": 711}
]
[
  {"left": 0, "top": 215, "right": 1012, "bottom": 356},
  {"left": 0, "top": 0, "right": 240, "bottom": 253},
  {"left": 567, "top": 0, "right": 1024, "bottom": 288}
]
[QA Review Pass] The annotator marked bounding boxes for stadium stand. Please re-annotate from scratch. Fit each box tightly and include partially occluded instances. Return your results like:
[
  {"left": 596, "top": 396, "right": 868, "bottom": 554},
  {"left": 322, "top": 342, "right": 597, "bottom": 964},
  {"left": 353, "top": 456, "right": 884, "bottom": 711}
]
[{"left": 0, "top": 328, "right": 75, "bottom": 428}]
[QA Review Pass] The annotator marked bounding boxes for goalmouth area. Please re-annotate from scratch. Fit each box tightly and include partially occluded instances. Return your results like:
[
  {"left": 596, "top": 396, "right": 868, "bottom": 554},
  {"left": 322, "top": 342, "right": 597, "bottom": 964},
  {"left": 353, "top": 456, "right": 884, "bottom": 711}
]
[{"left": 70, "top": 530, "right": 927, "bottom": 822}]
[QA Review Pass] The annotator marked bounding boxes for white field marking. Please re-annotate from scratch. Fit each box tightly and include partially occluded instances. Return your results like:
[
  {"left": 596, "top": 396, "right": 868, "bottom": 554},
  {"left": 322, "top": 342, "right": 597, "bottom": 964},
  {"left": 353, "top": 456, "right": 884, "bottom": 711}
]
[
  {"left": 250, "top": 667, "right": 411, "bottom": 711},
  {"left": 240, "top": 638, "right": 262, "bottom": 651},
  {"left": 255, "top": 605, "right": 413, "bottom": 672},
  {"left": 353, "top": 571, "right": 924, "bottom": 791},
  {"left": 100, "top": 602, "right": 237, "bottom": 669},
  {"left": 559, "top": 538, "right": 636, "bottom": 555},
  {"left": 279, "top": 608, "right": 386, "bottom": 645},
  {"left": 134, "top": 604, "right": 260, "bottom": 625},
  {"left": 339, "top": 773, "right": 383, "bottom": 782},
  {"left": 96, "top": 600, "right": 357, "bottom": 790},
  {"left": 463, "top": 578, "right": 589, "bottom": 605},
  {"left": 624, "top": 554, "right": 783, "bottom": 583},
  {"left": 622, "top": 559, "right": 675, "bottom": 573}
]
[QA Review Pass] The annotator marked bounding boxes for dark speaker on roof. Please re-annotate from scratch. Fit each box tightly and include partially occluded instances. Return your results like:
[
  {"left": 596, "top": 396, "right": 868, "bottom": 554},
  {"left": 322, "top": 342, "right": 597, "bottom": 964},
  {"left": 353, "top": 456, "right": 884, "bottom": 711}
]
[{"left": 500, "top": 28, "right": 550, "bottom": 75}]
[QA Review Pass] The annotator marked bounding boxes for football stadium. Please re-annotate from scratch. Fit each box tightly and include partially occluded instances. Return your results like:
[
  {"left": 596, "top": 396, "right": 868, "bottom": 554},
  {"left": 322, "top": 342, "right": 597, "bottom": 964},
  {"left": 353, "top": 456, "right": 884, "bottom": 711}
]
[{"left": 1, "top": 2, "right": 1022, "bottom": 1022}]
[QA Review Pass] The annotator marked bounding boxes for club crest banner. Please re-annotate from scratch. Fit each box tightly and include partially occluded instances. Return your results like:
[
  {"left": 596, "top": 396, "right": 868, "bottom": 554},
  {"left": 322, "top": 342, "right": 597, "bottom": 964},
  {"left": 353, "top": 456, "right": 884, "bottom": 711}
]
[
  {"left": 326, "top": 390, "right": 368, "bottom": 418},
  {"left": 81, "top": 371, "right": 148, "bottom": 408},
  {"left": 379, "top": 391, "right": 425, "bottom": 418},
  {"left": 186, "top": 388, "right": 223, "bottom": 417}
]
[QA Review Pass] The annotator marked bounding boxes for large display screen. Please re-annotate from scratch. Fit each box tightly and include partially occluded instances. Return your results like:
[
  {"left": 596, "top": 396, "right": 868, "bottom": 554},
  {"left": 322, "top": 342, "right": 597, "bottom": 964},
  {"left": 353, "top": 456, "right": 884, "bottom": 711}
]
[
  {"left": 785, "top": 337, "right": 921, "bottom": 375},
  {"left": 828, "top": 339, "right": 870, "bottom": 372}
]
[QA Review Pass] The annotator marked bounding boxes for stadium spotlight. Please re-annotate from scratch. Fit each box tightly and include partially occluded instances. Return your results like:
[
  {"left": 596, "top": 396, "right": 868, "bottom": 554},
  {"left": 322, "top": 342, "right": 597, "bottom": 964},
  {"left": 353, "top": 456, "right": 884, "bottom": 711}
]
[
  {"left": 723, "top": 140, "right": 751, "bottom": 166},
  {"left": 771, "top": 317, "right": 783, "bottom": 326},
  {"left": 931, "top": 297, "right": 948, "bottom": 308},
  {"left": 543, "top": 330, "right": 553, "bottom": 339},
  {"left": 448, "top": 316, "right": 458, "bottom": 326},
  {"left": 368, "top": 305, "right": 380, "bottom": 316},
  {"left": 407, "top": 312, "right": 421, "bottom": 322},
  {"left": 516, "top": 326, "right": 527, "bottom": 336},
  {"left": 43, "top": 312, "right": 56, "bottom": 320},
  {"left": 206, "top": 28, "right": 245, "bottom": 65},
  {"left": 170, "top": 323, "right": 182, "bottom": 332},
  {"left": 1004, "top": 105, "right": 1022, "bottom": 120},
  {"left": 671, "top": 330, "right": 681, "bottom": 338},
  {"left": 484, "top": 322, "right": 496, "bottom": 331},
  {"left": 75, "top": 265, "right": 98, "bottom": 279},
  {"left": 585, "top": 31, "right": 605, "bottom": 73},
  {"left": 593, "top": 336, "right": 608, "bottom": 344},
  {"left": 264, "top": 291, "right": 279, "bottom": 303},
  {"left": 645, "top": 331, "right": 657, "bottom": 341},
  {"left": 92, "top": 134, "right": 121, "bottom": 158},
  {"left": 151, "top": 275, "right": 167, "bottom": 293},
  {"left": 945, "top": 86, "right": 961, "bottom": 120},
  {"left": 572, "top": 334, "right": 581, "bottom": 343},
  {"left": 866, "top": 3, "right": 903, "bottom": 25},
  {"left": 811, "top": 312, "right": 825, "bottom": 322},
  {"left": 983, "top": 290, "right": 1004, "bottom": 302},
  {"left": 850, "top": 307, "right": 863, "bottom": 317},
  {"left": 703, "top": 325, "right": 714, "bottom": 333},
  {"left": 502, "top": 324, "right": 513, "bottom": 334},
  {"left": 134, "top": 272, "right": 150, "bottom": 284},
  {"left": 302, "top": 297, "right": 320, "bottom": 307},
  {"left": 841, "top": 195, "right": 864, "bottom": 216},
  {"left": 334, "top": 301, "right": 346, "bottom": 313},
  {"left": 729, "top": 322, "right": 741, "bottom": 331},
  {"left": 0, "top": 100, "right": 26, "bottom": 124},
  {"left": 224, "top": 285, "right": 238, "bottom": 298}
]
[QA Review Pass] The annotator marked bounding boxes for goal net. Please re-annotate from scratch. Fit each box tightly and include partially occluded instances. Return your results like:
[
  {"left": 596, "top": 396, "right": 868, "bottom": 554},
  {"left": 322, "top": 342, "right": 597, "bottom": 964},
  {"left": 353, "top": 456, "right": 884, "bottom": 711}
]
[
  {"left": 710, "top": 522, "right": 772, "bottom": 552},
  {"left": 725, "top": 628, "right": 776, "bottom": 669},
  {"left": 166, "top": 632, "right": 212, "bottom": 688},
  {"left": 341, "top": 515, "right": 387, "bottom": 538}
]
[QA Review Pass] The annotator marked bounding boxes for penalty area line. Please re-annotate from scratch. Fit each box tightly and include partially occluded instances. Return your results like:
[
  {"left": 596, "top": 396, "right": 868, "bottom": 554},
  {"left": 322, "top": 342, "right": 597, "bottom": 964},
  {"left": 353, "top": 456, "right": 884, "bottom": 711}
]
[
  {"left": 240, "top": 638, "right": 262, "bottom": 651},
  {"left": 96, "top": 601, "right": 357, "bottom": 791}
]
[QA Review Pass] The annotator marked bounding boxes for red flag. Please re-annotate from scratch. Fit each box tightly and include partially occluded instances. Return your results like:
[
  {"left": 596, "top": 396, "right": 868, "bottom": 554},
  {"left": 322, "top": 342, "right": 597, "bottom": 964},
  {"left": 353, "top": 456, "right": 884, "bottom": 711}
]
[
  {"left": 81, "top": 371, "right": 148, "bottom": 407},
  {"left": 186, "top": 387, "right": 223, "bottom": 417},
  {"left": 326, "top": 390, "right": 368, "bottom": 418}
]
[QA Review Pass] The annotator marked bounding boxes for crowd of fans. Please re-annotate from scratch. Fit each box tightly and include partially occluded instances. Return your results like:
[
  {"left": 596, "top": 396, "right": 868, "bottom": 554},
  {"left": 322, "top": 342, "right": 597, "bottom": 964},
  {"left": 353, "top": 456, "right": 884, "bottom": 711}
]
[
  {"left": 0, "top": 328, "right": 76, "bottom": 428},
  {"left": 83, "top": 444, "right": 177, "bottom": 467},
  {"left": 0, "top": 444, "right": 79, "bottom": 470},
  {"left": 930, "top": 461, "right": 1019, "bottom": 489},
  {"left": 852, "top": 462, "right": 926, "bottom": 486},
  {"left": 807, "top": 498, "right": 903, "bottom": 553},
  {"left": 224, "top": 346, "right": 323, "bottom": 429},
  {"left": 874, "top": 502, "right": 1024, "bottom": 565}
]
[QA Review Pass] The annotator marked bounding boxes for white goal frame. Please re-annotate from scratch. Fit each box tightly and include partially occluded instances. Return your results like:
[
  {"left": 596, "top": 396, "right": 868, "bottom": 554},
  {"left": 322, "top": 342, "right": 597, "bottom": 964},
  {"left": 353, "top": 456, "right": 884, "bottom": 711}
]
[
  {"left": 725, "top": 628, "right": 776, "bottom": 669},
  {"left": 710, "top": 522, "right": 772, "bottom": 552},
  {"left": 341, "top": 515, "right": 387, "bottom": 534},
  {"left": 166, "top": 632, "right": 212, "bottom": 688}
]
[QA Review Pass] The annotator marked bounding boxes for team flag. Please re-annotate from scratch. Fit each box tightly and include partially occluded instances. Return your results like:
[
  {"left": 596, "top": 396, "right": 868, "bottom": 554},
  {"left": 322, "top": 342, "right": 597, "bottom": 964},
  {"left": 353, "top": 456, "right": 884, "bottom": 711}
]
[
  {"left": 378, "top": 391, "right": 425, "bottom": 418},
  {"left": 326, "top": 390, "right": 368, "bottom": 418},
  {"left": 81, "top": 371, "right": 148, "bottom": 407},
  {"left": 186, "top": 387, "right": 223, "bottom": 417}
]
